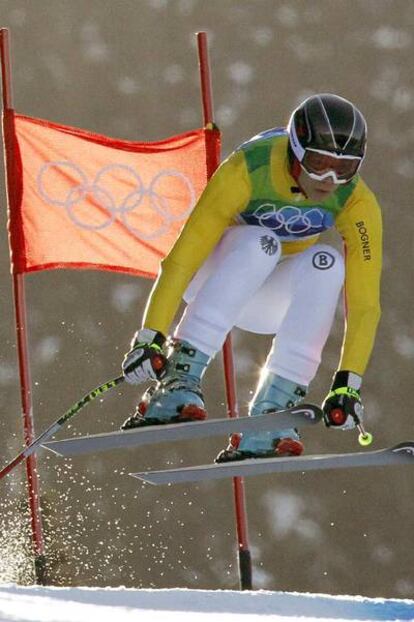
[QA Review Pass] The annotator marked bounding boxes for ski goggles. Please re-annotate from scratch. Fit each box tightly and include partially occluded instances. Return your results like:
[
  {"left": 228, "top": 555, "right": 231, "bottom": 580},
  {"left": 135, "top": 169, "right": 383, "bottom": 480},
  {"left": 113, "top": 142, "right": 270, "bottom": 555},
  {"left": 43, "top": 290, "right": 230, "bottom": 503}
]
[{"left": 300, "top": 148, "right": 362, "bottom": 184}]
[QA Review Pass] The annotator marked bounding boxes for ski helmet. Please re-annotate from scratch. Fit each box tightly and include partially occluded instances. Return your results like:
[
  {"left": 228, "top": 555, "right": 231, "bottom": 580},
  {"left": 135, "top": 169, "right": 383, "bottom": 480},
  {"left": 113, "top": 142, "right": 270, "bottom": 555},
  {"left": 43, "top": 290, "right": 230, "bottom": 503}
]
[{"left": 287, "top": 93, "right": 367, "bottom": 184}]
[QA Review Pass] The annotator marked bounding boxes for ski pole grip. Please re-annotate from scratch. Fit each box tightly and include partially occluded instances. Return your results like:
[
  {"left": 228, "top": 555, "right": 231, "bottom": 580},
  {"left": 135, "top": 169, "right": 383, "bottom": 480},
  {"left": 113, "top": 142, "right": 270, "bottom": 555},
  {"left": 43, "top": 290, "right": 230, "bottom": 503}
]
[
  {"left": 328, "top": 407, "right": 347, "bottom": 426},
  {"left": 151, "top": 353, "right": 167, "bottom": 377}
]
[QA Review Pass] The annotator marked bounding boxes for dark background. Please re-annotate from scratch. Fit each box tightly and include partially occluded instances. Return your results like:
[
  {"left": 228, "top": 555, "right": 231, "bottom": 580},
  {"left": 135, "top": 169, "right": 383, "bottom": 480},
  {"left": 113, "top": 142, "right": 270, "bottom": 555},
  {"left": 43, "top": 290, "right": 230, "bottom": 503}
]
[{"left": 0, "top": 0, "right": 413, "bottom": 598}]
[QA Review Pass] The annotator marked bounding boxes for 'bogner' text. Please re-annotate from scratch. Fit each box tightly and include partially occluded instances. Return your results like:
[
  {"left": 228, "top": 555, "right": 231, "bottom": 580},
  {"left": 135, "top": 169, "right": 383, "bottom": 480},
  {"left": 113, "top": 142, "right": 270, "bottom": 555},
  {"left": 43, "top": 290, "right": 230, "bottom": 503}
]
[{"left": 356, "top": 221, "right": 371, "bottom": 261}]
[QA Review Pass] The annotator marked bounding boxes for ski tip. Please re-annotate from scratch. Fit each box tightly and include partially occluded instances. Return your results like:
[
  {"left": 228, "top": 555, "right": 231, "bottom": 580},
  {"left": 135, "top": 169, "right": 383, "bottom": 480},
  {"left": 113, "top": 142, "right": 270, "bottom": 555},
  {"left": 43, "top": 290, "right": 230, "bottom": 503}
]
[
  {"left": 392, "top": 441, "right": 414, "bottom": 454},
  {"left": 291, "top": 403, "right": 323, "bottom": 422}
]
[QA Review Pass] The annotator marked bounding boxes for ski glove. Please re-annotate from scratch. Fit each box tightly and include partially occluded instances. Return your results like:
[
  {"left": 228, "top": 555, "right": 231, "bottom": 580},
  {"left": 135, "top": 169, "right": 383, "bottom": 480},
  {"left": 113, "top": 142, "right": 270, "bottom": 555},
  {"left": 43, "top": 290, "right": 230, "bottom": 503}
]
[
  {"left": 322, "top": 371, "right": 364, "bottom": 431},
  {"left": 122, "top": 328, "right": 167, "bottom": 384}
]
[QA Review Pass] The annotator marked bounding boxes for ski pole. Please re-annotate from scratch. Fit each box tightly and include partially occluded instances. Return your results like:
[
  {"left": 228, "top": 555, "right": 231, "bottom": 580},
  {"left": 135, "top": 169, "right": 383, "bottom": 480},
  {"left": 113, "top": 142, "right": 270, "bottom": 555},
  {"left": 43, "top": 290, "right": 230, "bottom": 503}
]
[
  {"left": 0, "top": 375, "right": 125, "bottom": 483},
  {"left": 329, "top": 408, "right": 373, "bottom": 447},
  {"left": 0, "top": 350, "right": 167, "bottom": 482}
]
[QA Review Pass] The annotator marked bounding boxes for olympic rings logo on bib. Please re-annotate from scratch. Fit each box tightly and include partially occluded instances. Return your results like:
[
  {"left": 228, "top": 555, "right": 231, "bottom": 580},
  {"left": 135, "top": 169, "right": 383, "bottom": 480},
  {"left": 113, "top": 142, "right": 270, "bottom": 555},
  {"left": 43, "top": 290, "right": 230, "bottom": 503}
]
[
  {"left": 248, "top": 203, "right": 333, "bottom": 238},
  {"left": 37, "top": 161, "right": 196, "bottom": 241}
]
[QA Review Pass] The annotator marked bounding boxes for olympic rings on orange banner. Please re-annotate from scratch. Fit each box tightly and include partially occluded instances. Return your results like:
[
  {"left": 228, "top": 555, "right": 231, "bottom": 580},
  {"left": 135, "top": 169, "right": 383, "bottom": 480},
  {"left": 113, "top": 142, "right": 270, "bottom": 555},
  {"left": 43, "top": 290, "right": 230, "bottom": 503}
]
[{"left": 37, "top": 161, "right": 196, "bottom": 241}]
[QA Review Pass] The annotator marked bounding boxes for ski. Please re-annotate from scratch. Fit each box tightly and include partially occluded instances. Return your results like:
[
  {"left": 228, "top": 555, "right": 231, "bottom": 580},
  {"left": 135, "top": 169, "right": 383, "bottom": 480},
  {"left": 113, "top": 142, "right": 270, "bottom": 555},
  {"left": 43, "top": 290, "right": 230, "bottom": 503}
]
[
  {"left": 42, "top": 403, "right": 322, "bottom": 457},
  {"left": 130, "top": 441, "right": 414, "bottom": 486}
]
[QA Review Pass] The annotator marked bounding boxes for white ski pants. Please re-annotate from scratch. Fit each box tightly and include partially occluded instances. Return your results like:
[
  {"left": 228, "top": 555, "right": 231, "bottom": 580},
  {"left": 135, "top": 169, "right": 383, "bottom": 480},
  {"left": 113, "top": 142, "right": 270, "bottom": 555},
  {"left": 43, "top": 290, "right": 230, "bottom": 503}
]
[{"left": 175, "top": 225, "right": 345, "bottom": 386}]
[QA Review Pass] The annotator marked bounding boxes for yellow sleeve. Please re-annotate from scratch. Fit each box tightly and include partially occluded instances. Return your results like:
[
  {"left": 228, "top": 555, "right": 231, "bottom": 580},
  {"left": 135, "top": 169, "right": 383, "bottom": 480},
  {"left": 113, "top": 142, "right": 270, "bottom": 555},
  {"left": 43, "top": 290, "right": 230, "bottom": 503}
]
[
  {"left": 335, "top": 179, "right": 382, "bottom": 376},
  {"left": 142, "top": 150, "right": 251, "bottom": 335}
]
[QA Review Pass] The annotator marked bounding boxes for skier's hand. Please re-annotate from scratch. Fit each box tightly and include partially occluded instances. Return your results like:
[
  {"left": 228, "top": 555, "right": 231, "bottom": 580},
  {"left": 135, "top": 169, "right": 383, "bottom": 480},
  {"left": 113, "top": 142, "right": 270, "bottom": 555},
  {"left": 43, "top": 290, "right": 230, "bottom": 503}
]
[
  {"left": 322, "top": 371, "right": 364, "bottom": 430},
  {"left": 122, "top": 328, "right": 167, "bottom": 384}
]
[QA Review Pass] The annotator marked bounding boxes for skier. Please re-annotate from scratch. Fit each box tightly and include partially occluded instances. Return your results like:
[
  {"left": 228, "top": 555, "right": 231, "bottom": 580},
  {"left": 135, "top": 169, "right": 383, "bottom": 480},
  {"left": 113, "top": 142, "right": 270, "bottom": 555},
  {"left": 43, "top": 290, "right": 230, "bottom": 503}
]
[{"left": 121, "top": 93, "right": 382, "bottom": 462}]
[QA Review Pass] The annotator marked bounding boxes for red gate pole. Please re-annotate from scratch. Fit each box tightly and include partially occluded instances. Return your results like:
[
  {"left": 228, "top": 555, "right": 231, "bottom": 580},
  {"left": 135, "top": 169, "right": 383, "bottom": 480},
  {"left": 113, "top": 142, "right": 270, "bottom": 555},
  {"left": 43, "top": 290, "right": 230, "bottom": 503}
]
[
  {"left": 0, "top": 27, "right": 47, "bottom": 584},
  {"left": 196, "top": 31, "right": 253, "bottom": 591}
]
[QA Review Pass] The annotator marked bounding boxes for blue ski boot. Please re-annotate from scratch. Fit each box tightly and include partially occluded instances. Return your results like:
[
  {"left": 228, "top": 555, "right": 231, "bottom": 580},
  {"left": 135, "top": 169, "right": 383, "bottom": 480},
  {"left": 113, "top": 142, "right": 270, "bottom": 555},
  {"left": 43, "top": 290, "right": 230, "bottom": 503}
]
[
  {"left": 121, "top": 339, "right": 210, "bottom": 429},
  {"left": 215, "top": 372, "right": 306, "bottom": 462}
]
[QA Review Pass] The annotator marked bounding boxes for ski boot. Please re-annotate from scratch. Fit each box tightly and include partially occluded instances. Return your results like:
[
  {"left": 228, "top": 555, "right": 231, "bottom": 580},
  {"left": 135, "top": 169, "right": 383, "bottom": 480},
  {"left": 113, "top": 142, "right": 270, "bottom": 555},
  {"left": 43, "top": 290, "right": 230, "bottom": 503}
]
[
  {"left": 121, "top": 339, "right": 210, "bottom": 429},
  {"left": 215, "top": 372, "right": 306, "bottom": 462}
]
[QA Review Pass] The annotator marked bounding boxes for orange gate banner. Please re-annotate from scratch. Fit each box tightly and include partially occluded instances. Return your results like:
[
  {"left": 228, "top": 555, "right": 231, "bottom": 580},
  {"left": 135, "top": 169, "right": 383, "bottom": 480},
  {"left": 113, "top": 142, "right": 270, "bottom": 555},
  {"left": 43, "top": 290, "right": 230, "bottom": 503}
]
[{"left": 4, "top": 110, "right": 220, "bottom": 278}]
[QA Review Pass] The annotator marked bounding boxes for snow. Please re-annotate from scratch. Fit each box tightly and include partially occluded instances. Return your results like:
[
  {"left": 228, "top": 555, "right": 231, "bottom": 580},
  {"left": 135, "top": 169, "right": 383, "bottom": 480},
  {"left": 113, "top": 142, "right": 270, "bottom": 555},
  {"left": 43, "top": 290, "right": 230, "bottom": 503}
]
[{"left": 0, "top": 585, "right": 413, "bottom": 622}]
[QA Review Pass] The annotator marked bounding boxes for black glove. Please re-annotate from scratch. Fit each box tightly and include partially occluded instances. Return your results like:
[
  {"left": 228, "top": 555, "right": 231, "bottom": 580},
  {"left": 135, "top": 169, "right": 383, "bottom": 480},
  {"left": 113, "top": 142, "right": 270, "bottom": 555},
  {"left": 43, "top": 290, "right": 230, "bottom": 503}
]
[
  {"left": 122, "top": 328, "right": 166, "bottom": 384},
  {"left": 322, "top": 371, "right": 364, "bottom": 430}
]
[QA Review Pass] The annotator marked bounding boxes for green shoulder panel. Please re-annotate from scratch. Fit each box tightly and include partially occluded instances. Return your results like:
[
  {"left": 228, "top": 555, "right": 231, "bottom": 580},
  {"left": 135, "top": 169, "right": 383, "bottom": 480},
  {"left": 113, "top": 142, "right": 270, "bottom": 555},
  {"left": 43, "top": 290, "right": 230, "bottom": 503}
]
[
  {"left": 242, "top": 141, "right": 273, "bottom": 174},
  {"left": 335, "top": 175, "right": 360, "bottom": 206}
]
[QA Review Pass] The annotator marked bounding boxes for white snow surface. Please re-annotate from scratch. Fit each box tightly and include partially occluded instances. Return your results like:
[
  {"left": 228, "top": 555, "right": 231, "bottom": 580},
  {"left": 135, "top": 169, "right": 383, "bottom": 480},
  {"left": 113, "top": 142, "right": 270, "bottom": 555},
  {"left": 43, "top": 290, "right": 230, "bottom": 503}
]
[{"left": 0, "top": 585, "right": 413, "bottom": 622}]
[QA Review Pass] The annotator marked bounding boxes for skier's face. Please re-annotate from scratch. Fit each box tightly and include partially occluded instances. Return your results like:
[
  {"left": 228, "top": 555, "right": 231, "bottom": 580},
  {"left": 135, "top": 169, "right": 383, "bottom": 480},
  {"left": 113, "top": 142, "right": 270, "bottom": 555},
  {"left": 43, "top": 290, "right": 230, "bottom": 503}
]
[{"left": 297, "top": 169, "right": 337, "bottom": 202}]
